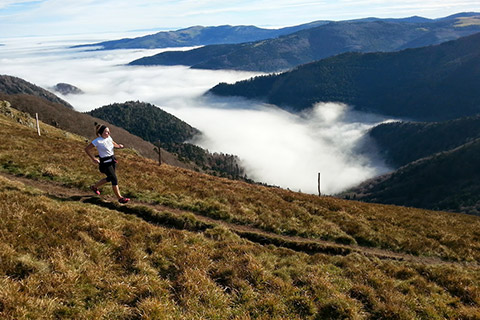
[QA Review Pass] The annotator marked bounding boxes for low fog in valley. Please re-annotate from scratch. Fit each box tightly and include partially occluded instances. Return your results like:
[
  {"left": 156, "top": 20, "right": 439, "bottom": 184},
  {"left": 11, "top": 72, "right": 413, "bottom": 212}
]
[{"left": 0, "top": 33, "right": 393, "bottom": 194}]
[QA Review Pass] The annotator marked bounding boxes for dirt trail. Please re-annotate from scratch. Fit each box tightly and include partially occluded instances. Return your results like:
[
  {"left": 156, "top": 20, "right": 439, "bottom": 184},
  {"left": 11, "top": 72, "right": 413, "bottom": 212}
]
[{"left": 2, "top": 171, "right": 478, "bottom": 267}]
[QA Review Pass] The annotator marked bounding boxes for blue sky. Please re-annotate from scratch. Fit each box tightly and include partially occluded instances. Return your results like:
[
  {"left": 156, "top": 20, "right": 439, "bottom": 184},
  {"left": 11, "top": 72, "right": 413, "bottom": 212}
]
[{"left": 1, "top": 0, "right": 480, "bottom": 38}]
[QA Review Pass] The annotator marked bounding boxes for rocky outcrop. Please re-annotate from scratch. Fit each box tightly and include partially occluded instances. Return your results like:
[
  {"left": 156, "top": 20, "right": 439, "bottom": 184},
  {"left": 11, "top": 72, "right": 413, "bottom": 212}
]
[
  {"left": 53, "top": 83, "right": 83, "bottom": 95},
  {"left": 0, "top": 100, "right": 38, "bottom": 129}
]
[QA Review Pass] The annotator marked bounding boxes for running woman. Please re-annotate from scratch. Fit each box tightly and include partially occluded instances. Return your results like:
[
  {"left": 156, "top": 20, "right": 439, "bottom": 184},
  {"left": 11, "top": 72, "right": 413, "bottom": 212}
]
[{"left": 85, "top": 123, "right": 130, "bottom": 203}]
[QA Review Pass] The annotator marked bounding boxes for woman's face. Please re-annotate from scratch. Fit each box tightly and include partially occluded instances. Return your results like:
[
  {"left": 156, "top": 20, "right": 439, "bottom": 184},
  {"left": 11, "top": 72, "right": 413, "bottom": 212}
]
[{"left": 101, "top": 127, "right": 110, "bottom": 139}]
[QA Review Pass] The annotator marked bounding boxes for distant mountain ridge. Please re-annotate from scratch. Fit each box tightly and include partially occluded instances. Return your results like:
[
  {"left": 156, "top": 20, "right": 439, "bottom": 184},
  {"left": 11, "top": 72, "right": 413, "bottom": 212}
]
[
  {"left": 209, "top": 31, "right": 480, "bottom": 121},
  {"left": 129, "top": 12, "right": 480, "bottom": 72},
  {"left": 73, "top": 21, "right": 330, "bottom": 50}
]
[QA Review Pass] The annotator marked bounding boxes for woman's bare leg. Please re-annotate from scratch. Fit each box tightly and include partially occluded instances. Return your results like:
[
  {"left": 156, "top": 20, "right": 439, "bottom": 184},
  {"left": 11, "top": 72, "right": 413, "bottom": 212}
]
[
  {"left": 112, "top": 185, "right": 122, "bottom": 199},
  {"left": 93, "top": 178, "right": 108, "bottom": 189}
]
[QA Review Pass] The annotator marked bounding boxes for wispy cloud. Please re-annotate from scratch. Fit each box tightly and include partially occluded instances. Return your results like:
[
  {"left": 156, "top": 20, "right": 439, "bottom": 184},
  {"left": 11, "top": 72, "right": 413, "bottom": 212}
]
[{"left": 0, "top": 0, "right": 43, "bottom": 9}]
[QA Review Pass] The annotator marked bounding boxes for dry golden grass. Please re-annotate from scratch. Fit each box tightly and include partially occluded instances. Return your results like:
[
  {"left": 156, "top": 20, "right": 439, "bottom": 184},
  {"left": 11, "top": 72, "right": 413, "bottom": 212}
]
[
  {"left": 1, "top": 175, "right": 480, "bottom": 319},
  {"left": 1, "top": 103, "right": 480, "bottom": 318}
]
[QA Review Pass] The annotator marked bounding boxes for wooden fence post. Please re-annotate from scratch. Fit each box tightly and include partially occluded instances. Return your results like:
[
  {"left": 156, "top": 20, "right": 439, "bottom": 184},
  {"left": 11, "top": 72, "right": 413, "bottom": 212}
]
[
  {"left": 318, "top": 172, "right": 321, "bottom": 196},
  {"left": 153, "top": 142, "right": 162, "bottom": 165},
  {"left": 35, "top": 113, "right": 41, "bottom": 136}
]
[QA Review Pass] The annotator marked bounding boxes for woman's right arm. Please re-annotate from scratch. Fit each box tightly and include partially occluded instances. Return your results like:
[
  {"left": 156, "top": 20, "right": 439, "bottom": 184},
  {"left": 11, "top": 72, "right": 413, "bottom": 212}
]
[{"left": 85, "top": 143, "right": 100, "bottom": 164}]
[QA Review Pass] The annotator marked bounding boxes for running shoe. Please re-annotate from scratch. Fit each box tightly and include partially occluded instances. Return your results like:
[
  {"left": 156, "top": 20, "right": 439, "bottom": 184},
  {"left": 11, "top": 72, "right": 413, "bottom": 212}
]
[
  {"left": 90, "top": 186, "right": 100, "bottom": 195},
  {"left": 118, "top": 197, "right": 130, "bottom": 204}
]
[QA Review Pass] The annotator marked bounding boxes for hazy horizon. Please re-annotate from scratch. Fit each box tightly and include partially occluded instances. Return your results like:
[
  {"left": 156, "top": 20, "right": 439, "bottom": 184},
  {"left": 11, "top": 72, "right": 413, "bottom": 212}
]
[
  {"left": 2, "top": 1, "right": 479, "bottom": 38},
  {"left": 0, "top": 34, "right": 393, "bottom": 194}
]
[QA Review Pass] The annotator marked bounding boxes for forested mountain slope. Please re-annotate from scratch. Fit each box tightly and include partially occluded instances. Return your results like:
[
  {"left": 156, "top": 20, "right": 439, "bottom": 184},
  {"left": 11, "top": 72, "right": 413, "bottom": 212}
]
[
  {"left": 209, "top": 32, "right": 480, "bottom": 121},
  {"left": 88, "top": 101, "right": 200, "bottom": 145},
  {"left": 343, "top": 137, "right": 480, "bottom": 215},
  {"left": 369, "top": 115, "right": 480, "bottom": 168}
]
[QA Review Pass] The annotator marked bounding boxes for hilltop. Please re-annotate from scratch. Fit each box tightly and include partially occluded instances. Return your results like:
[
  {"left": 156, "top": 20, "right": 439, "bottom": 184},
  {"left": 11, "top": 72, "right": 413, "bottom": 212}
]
[
  {"left": 209, "top": 31, "right": 480, "bottom": 121},
  {"left": 88, "top": 101, "right": 200, "bottom": 145},
  {"left": 129, "top": 13, "right": 480, "bottom": 72},
  {"left": 1, "top": 98, "right": 480, "bottom": 318}
]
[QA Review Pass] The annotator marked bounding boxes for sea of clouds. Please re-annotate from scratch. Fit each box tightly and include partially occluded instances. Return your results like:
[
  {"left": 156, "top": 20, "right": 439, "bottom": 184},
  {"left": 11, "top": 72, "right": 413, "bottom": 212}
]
[{"left": 0, "top": 32, "right": 393, "bottom": 194}]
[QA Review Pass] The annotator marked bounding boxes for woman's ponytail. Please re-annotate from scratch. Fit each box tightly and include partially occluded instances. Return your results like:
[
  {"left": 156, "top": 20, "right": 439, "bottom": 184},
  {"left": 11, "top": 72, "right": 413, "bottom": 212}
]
[{"left": 94, "top": 122, "right": 107, "bottom": 137}]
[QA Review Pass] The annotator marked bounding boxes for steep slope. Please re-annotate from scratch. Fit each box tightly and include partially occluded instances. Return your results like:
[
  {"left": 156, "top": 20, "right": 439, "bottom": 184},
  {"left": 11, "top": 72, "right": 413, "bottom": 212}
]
[
  {"left": 369, "top": 115, "right": 480, "bottom": 168},
  {"left": 209, "top": 32, "right": 480, "bottom": 121},
  {"left": 75, "top": 22, "right": 329, "bottom": 50},
  {"left": 0, "top": 75, "right": 73, "bottom": 109},
  {"left": 1, "top": 100, "right": 480, "bottom": 319},
  {"left": 130, "top": 13, "right": 480, "bottom": 72},
  {"left": 343, "top": 138, "right": 480, "bottom": 215}
]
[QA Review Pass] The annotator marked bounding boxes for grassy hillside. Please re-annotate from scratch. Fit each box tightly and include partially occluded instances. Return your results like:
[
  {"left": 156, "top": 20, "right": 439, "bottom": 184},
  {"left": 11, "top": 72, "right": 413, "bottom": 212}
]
[
  {"left": 1, "top": 101, "right": 480, "bottom": 318},
  {"left": 210, "top": 32, "right": 480, "bottom": 121}
]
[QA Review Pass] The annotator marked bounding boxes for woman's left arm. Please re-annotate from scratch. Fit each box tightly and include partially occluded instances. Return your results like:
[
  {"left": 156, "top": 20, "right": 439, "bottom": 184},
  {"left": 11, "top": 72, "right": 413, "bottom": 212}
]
[{"left": 113, "top": 140, "right": 124, "bottom": 149}]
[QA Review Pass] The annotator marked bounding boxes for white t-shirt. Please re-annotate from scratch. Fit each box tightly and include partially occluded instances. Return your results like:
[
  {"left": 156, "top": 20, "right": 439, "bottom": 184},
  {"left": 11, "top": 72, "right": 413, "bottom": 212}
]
[{"left": 92, "top": 136, "right": 114, "bottom": 158}]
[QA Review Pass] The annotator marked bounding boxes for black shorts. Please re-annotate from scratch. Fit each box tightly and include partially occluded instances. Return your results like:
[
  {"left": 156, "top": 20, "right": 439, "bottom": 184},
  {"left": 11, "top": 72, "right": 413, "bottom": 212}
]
[{"left": 99, "top": 157, "right": 118, "bottom": 185}]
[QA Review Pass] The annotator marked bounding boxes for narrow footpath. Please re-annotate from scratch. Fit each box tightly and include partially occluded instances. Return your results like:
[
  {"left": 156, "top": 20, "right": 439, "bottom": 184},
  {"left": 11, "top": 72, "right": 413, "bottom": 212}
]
[{"left": 2, "top": 171, "right": 477, "bottom": 268}]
